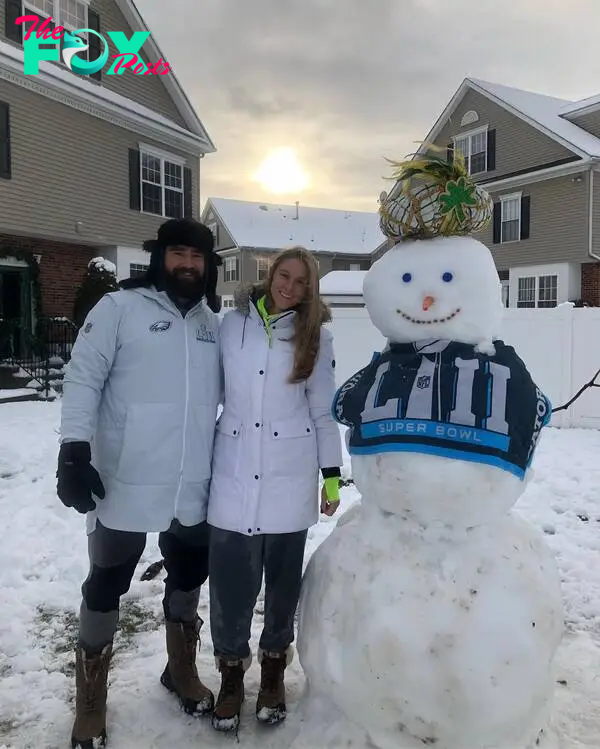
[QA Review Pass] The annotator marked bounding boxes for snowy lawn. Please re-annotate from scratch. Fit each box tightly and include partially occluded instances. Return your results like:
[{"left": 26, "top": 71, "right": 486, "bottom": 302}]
[{"left": 0, "top": 401, "right": 599, "bottom": 748}]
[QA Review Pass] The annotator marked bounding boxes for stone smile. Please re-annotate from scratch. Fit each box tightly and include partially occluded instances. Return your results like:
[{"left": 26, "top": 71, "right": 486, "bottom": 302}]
[{"left": 396, "top": 308, "right": 461, "bottom": 324}]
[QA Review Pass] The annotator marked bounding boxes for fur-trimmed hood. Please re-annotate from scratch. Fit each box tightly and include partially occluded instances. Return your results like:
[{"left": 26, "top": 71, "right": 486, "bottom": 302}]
[{"left": 232, "top": 282, "right": 332, "bottom": 323}]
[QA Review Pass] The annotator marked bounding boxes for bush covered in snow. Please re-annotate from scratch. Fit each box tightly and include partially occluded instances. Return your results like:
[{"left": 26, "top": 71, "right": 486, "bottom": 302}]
[{"left": 73, "top": 257, "right": 119, "bottom": 328}]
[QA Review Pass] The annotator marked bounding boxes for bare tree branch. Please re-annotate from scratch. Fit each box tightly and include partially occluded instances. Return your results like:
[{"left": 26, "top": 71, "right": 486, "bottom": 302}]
[{"left": 551, "top": 367, "right": 600, "bottom": 413}]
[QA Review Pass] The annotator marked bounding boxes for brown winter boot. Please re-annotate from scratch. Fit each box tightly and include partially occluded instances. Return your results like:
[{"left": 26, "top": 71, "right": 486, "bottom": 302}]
[
  {"left": 211, "top": 656, "right": 250, "bottom": 732},
  {"left": 160, "top": 617, "right": 214, "bottom": 716},
  {"left": 256, "top": 647, "right": 293, "bottom": 725},
  {"left": 71, "top": 643, "right": 112, "bottom": 749}
]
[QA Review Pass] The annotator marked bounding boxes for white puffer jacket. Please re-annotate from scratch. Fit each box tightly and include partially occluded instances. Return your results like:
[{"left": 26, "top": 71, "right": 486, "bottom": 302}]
[
  {"left": 60, "top": 287, "right": 221, "bottom": 534},
  {"left": 207, "top": 285, "right": 343, "bottom": 535}
]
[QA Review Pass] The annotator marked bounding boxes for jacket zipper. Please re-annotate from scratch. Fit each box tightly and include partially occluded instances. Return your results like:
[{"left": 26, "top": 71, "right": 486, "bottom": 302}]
[{"left": 173, "top": 318, "right": 190, "bottom": 513}]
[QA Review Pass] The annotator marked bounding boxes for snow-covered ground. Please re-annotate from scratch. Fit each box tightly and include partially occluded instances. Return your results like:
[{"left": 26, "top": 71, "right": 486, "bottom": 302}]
[{"left": 0, "top": 401, "right": 599, "bottom": 748}]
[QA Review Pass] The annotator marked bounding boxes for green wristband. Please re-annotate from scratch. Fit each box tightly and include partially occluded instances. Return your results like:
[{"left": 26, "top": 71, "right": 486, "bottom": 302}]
[{"left": 324, "top": 477, "right": 340, "bottom": 502}]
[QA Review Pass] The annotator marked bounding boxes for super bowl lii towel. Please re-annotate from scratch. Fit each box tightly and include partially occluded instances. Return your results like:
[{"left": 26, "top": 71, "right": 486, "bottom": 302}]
[{"left": 332, "top": 339, "right": 551, "bottom": 479}]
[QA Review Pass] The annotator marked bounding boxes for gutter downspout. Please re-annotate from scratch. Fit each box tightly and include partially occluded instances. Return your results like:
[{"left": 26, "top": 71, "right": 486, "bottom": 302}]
[
  {"left": 589, "top": 164, "right": 600, "bottom": 262},
  {"left": 563, "top": 162, "right": 600, "bottom": 426}
]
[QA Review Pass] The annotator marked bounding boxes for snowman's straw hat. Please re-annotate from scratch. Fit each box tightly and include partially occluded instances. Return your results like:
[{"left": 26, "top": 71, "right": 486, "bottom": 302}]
[{"left": 378, "top": 144, "right": 493, "bottom": 243}]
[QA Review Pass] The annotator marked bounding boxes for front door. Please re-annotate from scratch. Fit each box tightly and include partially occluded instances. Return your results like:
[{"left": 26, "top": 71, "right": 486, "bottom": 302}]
[
  {"left": 0, "top": 269, "right": 22, "bottom": 319},
  {"left": 0, "top": 264, "right": 32, "bottom": 358}
]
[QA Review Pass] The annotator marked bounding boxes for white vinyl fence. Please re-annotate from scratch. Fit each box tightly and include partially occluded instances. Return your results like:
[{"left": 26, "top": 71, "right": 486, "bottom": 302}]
[{"left": 328, "top": 304, "right": 600, "bottom": 429}]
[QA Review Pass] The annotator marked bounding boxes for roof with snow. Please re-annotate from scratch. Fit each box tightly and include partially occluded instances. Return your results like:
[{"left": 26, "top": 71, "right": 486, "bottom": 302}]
[
  {"left": 206, "top": 198, "right": 386, "bottom": 256},
  {"left": 559, "top": 92, "right": 600, "bottom": 118},
  {"left": 420, "top": 77, "right": 600, "bottom": 160},
  {"left": 320, "top": 270, "right": 367, "bottom": 296}
]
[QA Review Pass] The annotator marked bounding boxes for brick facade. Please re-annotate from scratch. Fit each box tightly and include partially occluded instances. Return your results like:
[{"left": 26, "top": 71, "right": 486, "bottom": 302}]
[
  {"left": 0, "top": 234, "right": 98, "bottom": 319},
  {"left": 580, "top": 262, "right": 600, "bottom": 306}
]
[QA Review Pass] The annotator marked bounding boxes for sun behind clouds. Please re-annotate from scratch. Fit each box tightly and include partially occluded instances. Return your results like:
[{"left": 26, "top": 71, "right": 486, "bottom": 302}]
[{"left": 253, "top": 147, "right": 310, "bottom": 195}]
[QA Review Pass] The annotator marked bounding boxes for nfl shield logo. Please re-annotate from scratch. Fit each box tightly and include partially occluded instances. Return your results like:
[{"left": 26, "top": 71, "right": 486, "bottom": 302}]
[{"left": 417, "top": 375, "right": 431, "bottom": 389}]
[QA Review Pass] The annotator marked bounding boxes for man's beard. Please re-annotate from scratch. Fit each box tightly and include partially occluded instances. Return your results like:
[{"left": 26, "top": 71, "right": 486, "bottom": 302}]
[{"left": 164, "top": 267, "right": 207, "bottom": 302}]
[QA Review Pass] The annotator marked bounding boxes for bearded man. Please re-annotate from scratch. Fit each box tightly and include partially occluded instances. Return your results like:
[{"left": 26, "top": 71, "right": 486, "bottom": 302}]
[{"left": 57, "top": 218, "right": 223, "bottom": 748}]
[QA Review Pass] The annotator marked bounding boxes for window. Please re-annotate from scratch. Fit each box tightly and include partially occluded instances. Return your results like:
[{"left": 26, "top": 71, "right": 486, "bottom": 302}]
[
  {"left": 256, "top": 257, "right": 272, "bottom": 281},
  {"left": 516, "top": 275, "right": 557, "bottom": 308},
  {"left": 22, "top": 1, "right": 58, "bottom": 52},
  {"left": 22, "top": 0, "right": 89, "bottom": 48},
  {"left": 493, "top": 195, "right": 529, "bottom": 245},
  {"left": 501, "top": 194, "right": 521, "bottom": 243},
  {"left": 141, "top": 150, "right": 184, "bottom": 219},
  {"left": 501, "top": 280, "right": 509, "bottom": 307},
  {"left": 221, "top": 296, "right": 234, "bottom": 309},
  {"left": 21, "top": 0, "right": 88, "bottom": 29},
  {"left": 454, "top": 128, "right": 487, "bottom": 174},
  {"left": 129, "top": 263, "right": 148, "bottom": 278},
  {"left": 349, "top": 263, "right": 361, "bottom": 271},
  {"left": 59, "top": 0, "right": 89, "bottom": 63},
  {"left": 129, "top": 148, "right": 191, "bottom": 217},
  {"left": 224, "top": 257, "right": 239, "bottom": 283},
  {"left": 60, "top": 0, "right": 86, "bottom": 30},
  {"left": 538, "top": 275, "right": 558, "bottom": 308},
  {"left": 517, "top": 277, "right": 536, "bottom": 308},
  {"left": 12, "top": 0, "right": 100, "bottom": 79},
  {"left": 26, "top": 0, "right": 54, "bottom": 15}
]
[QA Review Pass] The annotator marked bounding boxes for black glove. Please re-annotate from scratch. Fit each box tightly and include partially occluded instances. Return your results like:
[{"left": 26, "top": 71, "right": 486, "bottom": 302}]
[{"left": 56, "top": 441, "right": 105, "bottom": 514}]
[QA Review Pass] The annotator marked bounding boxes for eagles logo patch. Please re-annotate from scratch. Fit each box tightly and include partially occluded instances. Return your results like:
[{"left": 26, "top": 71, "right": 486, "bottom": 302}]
[{"left": 149, "top": 320, "right": 171, "bottom": 333}]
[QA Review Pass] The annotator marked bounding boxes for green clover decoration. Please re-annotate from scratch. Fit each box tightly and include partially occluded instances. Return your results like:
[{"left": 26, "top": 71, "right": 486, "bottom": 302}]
[{"left": 439, "top": 176, "right": 478, "bottom": 225}]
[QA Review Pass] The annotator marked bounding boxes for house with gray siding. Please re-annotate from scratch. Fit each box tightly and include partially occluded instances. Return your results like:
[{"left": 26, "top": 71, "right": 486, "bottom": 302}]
[
  {"left": 0, "top": 0, "right": 214, "bottom": 332},
  {"left": 201, "top": 197, "right": 385, "bottom": 308},
  {"left": 380, "top": 77, "right": 600, "bottom": 307}
]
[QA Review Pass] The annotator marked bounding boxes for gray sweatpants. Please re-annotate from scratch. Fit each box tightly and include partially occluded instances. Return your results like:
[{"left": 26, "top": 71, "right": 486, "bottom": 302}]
[
  {"left": 208, "top": 527, "right": 308, "bottom": 660},
  {"left": 79, "top": 519, "right": 209, "bottom": 653}
]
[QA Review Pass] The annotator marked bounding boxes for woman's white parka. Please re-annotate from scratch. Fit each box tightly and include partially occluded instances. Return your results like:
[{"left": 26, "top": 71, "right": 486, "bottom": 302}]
[{"left": 207, "top": 285, "right": 343, "bottom": 535}]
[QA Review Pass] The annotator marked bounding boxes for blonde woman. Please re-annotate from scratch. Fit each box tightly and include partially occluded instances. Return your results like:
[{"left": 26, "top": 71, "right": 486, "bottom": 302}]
[{"left": 207, "top": 247, "right": 343, "bottom": 731}]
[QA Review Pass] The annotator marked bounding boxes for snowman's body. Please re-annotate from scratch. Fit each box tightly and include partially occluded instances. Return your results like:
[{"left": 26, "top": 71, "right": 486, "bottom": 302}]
[
  {"left": 296, "top": 234, "right": 564, "bottom": 749},
  {"left": 298, "top": 455, "right": 564, "bottom": 749}
]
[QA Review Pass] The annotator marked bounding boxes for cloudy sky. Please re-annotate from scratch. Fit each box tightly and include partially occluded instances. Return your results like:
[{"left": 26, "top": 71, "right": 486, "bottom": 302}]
[{"left": 138, "top": 0, "right": 600, "bottom": 212}]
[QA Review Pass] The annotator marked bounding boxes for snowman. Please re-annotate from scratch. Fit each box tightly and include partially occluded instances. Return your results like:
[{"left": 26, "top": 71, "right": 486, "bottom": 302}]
[{"left": 295, "top": 152, "right": 565, "bottom": 749}]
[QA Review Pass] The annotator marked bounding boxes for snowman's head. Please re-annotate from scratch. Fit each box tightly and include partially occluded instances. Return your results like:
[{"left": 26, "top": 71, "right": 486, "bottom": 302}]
[{"left": 363, "top": 235, "right": 504, "bottom": 347}]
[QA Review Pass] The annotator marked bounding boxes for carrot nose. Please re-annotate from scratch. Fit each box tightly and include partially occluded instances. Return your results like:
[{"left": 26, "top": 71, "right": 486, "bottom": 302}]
[{"left": 422, "top": 295, "right": 435, "bottom": 311}]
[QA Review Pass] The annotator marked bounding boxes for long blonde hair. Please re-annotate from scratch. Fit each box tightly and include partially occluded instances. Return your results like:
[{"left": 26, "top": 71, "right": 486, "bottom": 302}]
[{"left": 261, "top": 246, "right": 330, "bottom": 382}]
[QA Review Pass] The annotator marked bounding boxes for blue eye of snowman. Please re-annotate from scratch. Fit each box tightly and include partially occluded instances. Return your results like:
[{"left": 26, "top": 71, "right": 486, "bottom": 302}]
[
  {"left": 442, "top": 272, "right": 453, "bottom": 282},
  {"left": 402, "top": 272, "right": 412, "bottom": 283}
]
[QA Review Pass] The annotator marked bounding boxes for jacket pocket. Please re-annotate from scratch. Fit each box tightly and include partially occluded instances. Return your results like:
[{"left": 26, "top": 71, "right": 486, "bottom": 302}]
[
  {"left": 268, "top": 415, "right": 317, "bottom": 478},
  {"left": 115, "top": 403, "right": 181, "bottom": 485},
  {"left": 212, "top": 415, "right": 243, "bottom": 479}
]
